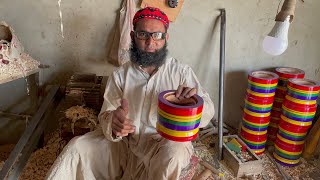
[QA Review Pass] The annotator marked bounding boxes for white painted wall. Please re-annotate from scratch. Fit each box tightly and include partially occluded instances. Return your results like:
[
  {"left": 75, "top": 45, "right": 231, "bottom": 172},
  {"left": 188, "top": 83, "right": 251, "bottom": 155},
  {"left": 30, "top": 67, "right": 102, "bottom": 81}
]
[{"left": 1, "top": 0, "right": 320, "bottom": 142}]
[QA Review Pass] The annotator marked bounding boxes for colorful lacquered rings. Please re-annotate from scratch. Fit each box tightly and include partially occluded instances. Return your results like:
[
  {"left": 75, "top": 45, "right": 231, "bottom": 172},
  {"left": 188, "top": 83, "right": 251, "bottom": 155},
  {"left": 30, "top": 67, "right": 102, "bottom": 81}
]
[
  {"left": 285, "top": 95, "right": 316, "bottom": 105},
  {"left": 248, "top": 71, "right": 279, "bottom": 84},
  {"left": 277, "top": 129, "right": 305, "bottom": 141},
  {"left": 246, "top": 89, "right": 275, "bottom": 98},
  {"left": 280, "top": 115, "right": 312, "bottom": 126},
  {"left": 157, "top": 90, "right": 204, "bottom": 142},
  {"left": 241, "top": 126, "right": 267, "bottom": 135},
  {"left": 287, "top": 78, "right": 320, "bottom": 91},
  {"left": 273, "top": 152, "right": 300, "bottom": 166},
  {"left": 275, "top": 67, "right": 305, "bottom": 79}
]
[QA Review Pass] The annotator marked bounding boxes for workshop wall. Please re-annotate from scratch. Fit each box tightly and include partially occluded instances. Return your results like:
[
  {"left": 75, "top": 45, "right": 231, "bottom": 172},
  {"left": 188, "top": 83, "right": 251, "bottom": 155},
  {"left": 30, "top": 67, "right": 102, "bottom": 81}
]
[{"left": 1, "top": 0, "right": 320, "bottom": 143}]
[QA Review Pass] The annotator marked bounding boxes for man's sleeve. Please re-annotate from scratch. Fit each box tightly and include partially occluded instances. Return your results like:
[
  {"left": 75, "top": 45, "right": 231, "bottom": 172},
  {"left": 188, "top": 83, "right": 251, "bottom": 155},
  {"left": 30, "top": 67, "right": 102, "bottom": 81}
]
[
  {"left": 183, "top": 67, "right": 215, "bottom": 128},
  {"left": 98, "top": 72, "right": 123, "bottom": 142}
]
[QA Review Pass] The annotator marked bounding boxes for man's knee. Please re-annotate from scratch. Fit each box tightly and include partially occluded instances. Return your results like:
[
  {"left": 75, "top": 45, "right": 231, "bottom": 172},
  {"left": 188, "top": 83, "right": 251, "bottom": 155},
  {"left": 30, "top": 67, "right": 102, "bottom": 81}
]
[{"left": 159, "top": 140, "right": 193, "bottom": 166}]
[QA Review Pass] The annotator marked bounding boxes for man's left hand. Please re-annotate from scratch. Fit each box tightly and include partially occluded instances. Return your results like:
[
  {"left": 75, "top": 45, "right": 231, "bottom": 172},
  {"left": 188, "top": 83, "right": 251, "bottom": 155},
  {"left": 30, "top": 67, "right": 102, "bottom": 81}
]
[{"left": 175, "top": 84, "right": 197, "bottom": 99}]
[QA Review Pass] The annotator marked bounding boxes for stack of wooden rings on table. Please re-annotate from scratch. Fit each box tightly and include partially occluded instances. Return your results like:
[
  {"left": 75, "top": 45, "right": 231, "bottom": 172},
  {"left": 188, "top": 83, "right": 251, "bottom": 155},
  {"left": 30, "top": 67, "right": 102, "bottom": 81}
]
[
  {"left": 267, "top": 67, "right": 305, "bottom": 146},
  {"left": 240, "top": 71, "right": 279, "bottom": 155},
  {"left": 156, "top": 90, "right": 204, "bottom": 142},
  {"left": 274, "top": 78, "right": 320, "bottom": 166}
]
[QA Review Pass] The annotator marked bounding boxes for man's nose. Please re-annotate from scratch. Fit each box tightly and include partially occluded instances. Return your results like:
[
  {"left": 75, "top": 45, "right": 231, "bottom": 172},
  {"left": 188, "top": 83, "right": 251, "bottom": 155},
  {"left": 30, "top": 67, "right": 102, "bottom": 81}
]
[{"left": 145, "top": 36, "right": 155, "bottom": 46}]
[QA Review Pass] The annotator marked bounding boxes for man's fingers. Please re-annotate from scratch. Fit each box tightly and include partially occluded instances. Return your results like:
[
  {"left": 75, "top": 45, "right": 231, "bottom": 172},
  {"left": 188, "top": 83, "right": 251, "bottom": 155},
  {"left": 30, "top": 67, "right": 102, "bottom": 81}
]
[
  {"left": 186, "top": 88, "right": 197, "bottom": 98},
  {"left": 180, "top": 87, "right": 192, "bottom": 98},
  {"left": 175, "top": 84, "right": 186, "bottom": 98}
]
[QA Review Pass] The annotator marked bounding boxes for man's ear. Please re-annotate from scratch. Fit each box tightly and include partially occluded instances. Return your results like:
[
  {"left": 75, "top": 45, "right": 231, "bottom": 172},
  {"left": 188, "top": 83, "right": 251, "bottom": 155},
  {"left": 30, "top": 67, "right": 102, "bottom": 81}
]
[
  {"left": 166, "top": 33, "right": 169, "bottom": 41},
  {"left": 130, "top": 31, "right": 134, "bottom": 40}
]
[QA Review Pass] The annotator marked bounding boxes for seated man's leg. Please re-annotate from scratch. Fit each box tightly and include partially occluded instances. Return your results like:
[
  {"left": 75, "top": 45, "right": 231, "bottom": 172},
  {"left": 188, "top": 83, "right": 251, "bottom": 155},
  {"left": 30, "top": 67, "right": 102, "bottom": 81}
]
[
  {"left": 46, "top": 128, "right": 128, "bottom": 180},
  {"left": 147, "top": 137, "right": 193, "bottom": 180}
]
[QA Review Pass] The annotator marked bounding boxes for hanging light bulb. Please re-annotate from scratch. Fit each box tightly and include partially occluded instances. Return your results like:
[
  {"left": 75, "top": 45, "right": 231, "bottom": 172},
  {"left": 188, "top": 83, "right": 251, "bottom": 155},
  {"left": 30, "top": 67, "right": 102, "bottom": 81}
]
[
  {"left": 262, "top": 0, "right": 296, "bottom": 56},
  {"left": 262, "top": 16, "right": 291, "bottom": 56}
]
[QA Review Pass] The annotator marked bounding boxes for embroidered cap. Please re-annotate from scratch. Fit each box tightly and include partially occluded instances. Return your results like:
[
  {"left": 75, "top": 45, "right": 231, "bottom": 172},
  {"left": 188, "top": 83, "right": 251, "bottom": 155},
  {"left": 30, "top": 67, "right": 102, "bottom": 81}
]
[{"left": 133, "top": 7, "right": 169, "bottom": 29}]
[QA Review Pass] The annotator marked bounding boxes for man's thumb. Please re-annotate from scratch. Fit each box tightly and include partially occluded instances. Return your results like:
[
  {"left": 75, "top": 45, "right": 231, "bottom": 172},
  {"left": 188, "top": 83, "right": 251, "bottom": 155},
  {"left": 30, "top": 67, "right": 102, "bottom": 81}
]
[{"left": 120, "top": 99, "right": 129, "bottom": 114}]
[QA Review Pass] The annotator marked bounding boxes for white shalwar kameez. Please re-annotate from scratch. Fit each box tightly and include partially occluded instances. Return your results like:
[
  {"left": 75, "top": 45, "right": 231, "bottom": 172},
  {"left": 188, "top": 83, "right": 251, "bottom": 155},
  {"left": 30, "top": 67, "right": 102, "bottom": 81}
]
[{"left": 46, "top": 57, "right": 215, "bottom": 180}]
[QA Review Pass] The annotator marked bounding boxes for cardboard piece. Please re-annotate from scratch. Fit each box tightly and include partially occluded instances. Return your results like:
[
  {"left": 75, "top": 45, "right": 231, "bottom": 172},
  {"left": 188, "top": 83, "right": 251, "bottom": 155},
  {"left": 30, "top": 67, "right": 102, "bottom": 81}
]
[{"left": 141, "top": 0, "right": 184, "bottom": 22}]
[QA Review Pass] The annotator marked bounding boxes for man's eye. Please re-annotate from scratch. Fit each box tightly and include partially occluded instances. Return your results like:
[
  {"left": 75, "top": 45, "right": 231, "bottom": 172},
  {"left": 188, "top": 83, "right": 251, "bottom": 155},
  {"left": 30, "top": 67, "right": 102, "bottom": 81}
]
[
  {"left": 153, "top": 33, "right": 162, "bottom": 39},
  {"left": 139, "top": 32, "right": 148, "bottom": 36}
]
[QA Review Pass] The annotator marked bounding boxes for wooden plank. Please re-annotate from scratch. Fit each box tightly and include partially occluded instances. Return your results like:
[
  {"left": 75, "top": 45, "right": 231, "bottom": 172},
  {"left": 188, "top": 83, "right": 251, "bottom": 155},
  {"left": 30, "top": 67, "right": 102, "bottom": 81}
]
[{"left": 141, "top": 0, "right": 184, "bottom": 22}]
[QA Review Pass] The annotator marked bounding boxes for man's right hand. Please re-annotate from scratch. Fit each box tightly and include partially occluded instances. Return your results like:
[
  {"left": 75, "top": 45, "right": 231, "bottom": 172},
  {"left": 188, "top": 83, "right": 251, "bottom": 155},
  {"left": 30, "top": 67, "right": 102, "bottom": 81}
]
[{"left": 111, "top": 99, "right": 136, "bottom": 137}]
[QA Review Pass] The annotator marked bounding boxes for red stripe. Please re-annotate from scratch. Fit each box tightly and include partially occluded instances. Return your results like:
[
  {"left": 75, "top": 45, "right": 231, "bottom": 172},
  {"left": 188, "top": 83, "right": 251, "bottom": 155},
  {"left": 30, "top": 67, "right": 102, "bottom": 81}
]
[
  {"left": 288, "top": 80, "right": 320, "bottom": 91},
  {"left": 282, "top": 101, "right": 317, "bottom": 113},
  {"left": 245, "top": 94, "right": 275, "bottom": 103},
  {"left": 243, "top": 112, "right": 270, "bottom": 124},
  {"left": 279, "top": 119, "right": 310, "bottom": 133},
  {"left": 275, "top": 68, "right": 305, "bottom": 79},
  {"left": 157, "top": 130, "right": 198, "bottom": 142},
  {"left": 275, "top": 137, "right": 304, "bottom": 152},
  {"left": 248, "top": 74, "right": 278, "bottom": 84},
  {"left": 158, "top": 101, "right": 203, "bottom": 116},
  {"left": 240, "top": 130, "right": 267, "bottom": 142}
]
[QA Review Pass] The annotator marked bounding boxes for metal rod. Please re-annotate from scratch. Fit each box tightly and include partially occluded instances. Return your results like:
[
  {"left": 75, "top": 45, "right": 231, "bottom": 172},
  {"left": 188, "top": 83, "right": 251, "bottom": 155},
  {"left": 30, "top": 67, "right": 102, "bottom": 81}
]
[{"left": 218, "top": 9, "right": 226, "bottom": 160}]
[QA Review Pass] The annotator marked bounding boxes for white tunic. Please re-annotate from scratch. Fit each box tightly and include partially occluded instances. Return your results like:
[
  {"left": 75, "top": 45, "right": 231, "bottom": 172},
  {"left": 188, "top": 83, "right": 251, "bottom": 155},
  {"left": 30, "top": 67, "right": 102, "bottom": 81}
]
[{"left": 46, "top": 57, "right": 215, "bottom": 180}]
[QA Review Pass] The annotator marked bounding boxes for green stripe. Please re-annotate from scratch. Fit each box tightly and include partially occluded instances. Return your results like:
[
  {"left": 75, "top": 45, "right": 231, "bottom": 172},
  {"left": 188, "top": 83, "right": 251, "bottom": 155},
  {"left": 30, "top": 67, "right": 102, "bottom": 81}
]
[
  {"left": 242, "top": 120, "right": 268, "bottom": 129},
  {"left": 283, "top": 109, "right": 314, "bottom": 119},
  {"left": 158, "top": 115, "right": 200, "bottom": 126},
  {"left": 275, "top": 149, "right": 301, "bottom": 159},
  {"left": 245, "top": 103, "right": 272, "bottom": 111},
  {"left": 242, "top": 138, "right": 266, "bottom": 146},
  {"left": 287, "top": 89, "right": 318, "bottom": 97},
  {"left": 248, "top": 83, "right": 277, "bottom": 90},
  {"left": 279, "top": 130, "right": 305, "bottom": 139}
]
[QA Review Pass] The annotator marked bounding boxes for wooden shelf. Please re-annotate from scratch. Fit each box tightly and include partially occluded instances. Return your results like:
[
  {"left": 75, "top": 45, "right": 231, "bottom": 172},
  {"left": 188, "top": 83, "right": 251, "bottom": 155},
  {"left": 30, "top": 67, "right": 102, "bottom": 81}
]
[{"left": 0, "top": 68, "right": 40, "bottom": 85}]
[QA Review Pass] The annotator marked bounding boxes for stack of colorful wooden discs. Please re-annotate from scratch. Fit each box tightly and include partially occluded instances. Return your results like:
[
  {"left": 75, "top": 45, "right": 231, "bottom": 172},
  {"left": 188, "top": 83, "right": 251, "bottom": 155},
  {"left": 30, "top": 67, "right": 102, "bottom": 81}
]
[
  {"left": 156, "top": 90, "right": 204, "bottom": 142},
  {"left": 274, "top": 78, "right": 320, "bottom": 166},
  {"left": 240, "top": 71, "right": 279, "bottom": 155},
  {"left": 267, "top": 67, "right": 305, "bottom": 146}
]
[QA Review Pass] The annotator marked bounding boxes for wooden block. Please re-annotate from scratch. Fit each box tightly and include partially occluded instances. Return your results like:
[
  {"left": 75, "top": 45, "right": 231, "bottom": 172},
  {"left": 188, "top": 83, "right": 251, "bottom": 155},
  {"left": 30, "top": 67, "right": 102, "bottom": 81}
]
[
  {"left": 140, "top": 0, "right": 184, "bottom": 22},
  {"left": 223, "top": 135, "right": 262, "bottom": 178}
]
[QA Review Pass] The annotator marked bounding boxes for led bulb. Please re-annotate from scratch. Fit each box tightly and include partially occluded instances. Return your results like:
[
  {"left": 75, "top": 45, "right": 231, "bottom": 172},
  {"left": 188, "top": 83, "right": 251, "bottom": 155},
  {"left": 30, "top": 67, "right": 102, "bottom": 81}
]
[{"left": 262, "top": 16, "right": 291, "bottom": 56}]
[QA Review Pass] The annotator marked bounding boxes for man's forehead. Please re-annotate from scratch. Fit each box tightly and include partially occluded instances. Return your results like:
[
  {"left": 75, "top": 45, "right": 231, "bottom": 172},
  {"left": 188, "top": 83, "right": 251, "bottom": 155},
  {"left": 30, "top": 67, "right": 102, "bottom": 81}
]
[{"left": 135, "top": 19, "right": 166, "bottom": 32}]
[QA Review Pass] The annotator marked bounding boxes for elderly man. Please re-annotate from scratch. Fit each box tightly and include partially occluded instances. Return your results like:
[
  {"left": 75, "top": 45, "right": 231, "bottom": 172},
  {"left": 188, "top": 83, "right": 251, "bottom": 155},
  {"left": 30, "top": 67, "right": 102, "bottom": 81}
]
[{"left": 47, "top": 7, "right": 214, "bottom": 180}]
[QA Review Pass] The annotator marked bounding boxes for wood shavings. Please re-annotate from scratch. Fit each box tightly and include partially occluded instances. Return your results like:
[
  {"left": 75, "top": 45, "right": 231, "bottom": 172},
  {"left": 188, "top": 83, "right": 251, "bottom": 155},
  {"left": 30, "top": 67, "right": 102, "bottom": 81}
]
[
  {"left": 64, "top": 105, "right": 98, "bottom": 134},
  {"left": 19, "top": 131, "right": 67, "bottom": 180}
]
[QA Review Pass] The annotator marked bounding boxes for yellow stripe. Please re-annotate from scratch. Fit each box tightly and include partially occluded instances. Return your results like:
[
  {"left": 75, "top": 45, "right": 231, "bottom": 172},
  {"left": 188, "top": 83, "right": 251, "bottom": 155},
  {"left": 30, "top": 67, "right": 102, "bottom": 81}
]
[
  {"left": 253, "top": 148, "right": 265, "bottom": 154},
  {"left": 282, "top": 105, "right": 316, "bottom": 116},
  {"left": 158, "top": 108, "right": 202, "bottom": 122},
  {"left": 247, "top": 89, "right": 275, "bottom": 97},
  {"left": 242, "top": 118, "right": 269, "bottom": 127},
  {"left": 156, "top": 122, "right": 198, "bottom": 137},
  {"left": 244, "top": 108, "right": 270, "bottom": 117},
  {"left": 275, "top": 145, "right": 302, "bottom": 155},
  {"left": 280, "top": 115, "right": 312, "bottom": 126},
  {"left": 277, "top": 134, "right": 304, "bottom": 145},
  {"left": 244, "top": 99, "right": 272, "bottom": 108},
  {"left": 248, "top": 80, "right": 277, "bottom": 87},
  {"left": 242, "top": 137, "right": 266, "bottom": 144},
  {"left": 287, "top": 85, "right": 319, "bottom": 94},
  {"left": 285, "top": 95, "right": 316, "bottom": 105},
  {"left": 278, "top": 127, "right": 307, "bottom": 136},
  {"left": 273, "top": 152, "right": 300, "bottom": 164},
  {"left": 241, "top": 126, "right": 267, "bottom": 135}
]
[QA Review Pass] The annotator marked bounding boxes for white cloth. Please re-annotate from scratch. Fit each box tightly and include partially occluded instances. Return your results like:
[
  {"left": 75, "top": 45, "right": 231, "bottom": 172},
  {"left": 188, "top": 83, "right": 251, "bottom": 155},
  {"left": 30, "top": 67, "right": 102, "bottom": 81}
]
[{"left": 46, "top": 57, "right": 215, "bottom": 180}]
